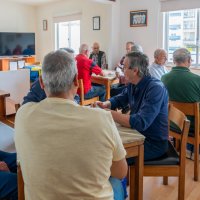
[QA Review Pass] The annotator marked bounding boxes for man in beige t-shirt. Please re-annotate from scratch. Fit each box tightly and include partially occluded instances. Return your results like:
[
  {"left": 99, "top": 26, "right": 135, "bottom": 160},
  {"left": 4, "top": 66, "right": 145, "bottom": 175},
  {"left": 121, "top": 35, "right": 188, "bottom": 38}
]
[{"left": 15, "top": 50, "right": 127, "bottom": 200}]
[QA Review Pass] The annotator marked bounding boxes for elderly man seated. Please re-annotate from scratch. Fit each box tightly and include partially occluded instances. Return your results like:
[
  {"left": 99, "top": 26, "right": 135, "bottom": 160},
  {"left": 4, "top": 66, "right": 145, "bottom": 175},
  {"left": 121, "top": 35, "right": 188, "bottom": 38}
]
[
  {"left": 76, "top": 44, "right": 106, "bottom": 101},
  {"left": 149, "top": 48, "right": 168, "bottom": 80},
  {"left": 89, "top": 42, "right": 107, "bottom": 69},
  {"left": 15, "top": 50, "right": 127, "bottom": 200},
  {"left": 162, "top": 48, "right": 200, "bottom": 159}
]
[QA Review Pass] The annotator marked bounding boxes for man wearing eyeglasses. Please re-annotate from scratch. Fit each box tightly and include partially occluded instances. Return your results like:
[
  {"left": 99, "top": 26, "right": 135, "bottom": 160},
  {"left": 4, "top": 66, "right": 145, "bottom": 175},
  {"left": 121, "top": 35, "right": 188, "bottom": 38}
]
[{"left": 95, "top": 51, "right": 169, "bottom": 162}]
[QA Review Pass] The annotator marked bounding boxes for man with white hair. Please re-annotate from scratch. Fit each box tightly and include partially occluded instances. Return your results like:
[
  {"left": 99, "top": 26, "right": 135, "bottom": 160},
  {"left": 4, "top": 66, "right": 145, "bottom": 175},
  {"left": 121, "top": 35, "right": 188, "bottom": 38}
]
[
  {"left": 149, "top": 48, "right": 168, "bottom": 80},
  {"left": 15, "top": 50, "right": 127, "bottom": 200},
  {"left": 162, "top": 48, "right": 200, "bottom": 159},
  {"left": 76, "top": 44, "right": 106, "bottom": 101}
]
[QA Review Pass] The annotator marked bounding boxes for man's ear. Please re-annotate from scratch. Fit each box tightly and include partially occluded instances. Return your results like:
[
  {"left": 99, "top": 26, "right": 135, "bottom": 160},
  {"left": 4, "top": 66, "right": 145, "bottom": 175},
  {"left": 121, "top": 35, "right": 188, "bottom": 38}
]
[
  {"left": 73, "top": 74, "right": 79, "bottom": 88},
  {"left": 39, "top": 76, "right": 45, "bottom": 89}
]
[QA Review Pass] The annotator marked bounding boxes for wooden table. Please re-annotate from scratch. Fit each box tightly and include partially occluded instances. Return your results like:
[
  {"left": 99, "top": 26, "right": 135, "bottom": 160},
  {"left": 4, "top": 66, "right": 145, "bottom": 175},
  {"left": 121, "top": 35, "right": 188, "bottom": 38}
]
[
  {"left": 91, "top": 70, "right": 119, "bottom": 100},
  {"left": 117, "top": 124, "right": 145, "bottom": 200},
  {"left": 0, "top": 90, "right": 10, "bottom": 120}
]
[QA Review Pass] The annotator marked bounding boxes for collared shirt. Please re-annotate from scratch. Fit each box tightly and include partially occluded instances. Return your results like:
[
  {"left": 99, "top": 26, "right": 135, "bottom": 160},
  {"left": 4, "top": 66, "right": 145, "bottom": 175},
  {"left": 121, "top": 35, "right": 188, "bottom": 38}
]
[
  {"left": 110, "top": 76, "right": 168, "bottom": 141},
  {"left": 148, "top": 63, "right": 168, "bottom": 80},
  {"left": 162, "top": 66, "right": 200, "bottom": 132},
  {"left": 76, "top": 54, "right": 102, "bottom": 94}
]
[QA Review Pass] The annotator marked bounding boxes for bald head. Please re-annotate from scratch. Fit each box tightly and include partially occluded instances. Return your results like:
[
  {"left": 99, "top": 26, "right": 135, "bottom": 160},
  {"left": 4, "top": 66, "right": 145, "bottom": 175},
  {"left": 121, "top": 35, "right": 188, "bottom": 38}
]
[
  {"left": 154, "top": 48, "right": 167, "bottom": 65},
  {"left": 92, "top": 42, "right": 100, "bottom": 54}
]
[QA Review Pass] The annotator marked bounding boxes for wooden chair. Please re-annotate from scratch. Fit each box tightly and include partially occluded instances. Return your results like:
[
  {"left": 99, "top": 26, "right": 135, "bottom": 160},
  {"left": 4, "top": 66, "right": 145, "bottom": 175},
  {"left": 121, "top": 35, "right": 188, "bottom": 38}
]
[
  {"left": 78, "top": 79, "right": 99, "bottom": 106},
  {"left": 140, "top": 103, "right": 190, "bottom": 200},
  {"left": 169, "top": 101, "right": 200, "bottom": 181},
  {"left": 17, "top": 162, "right": 25, "bottom": 200}
]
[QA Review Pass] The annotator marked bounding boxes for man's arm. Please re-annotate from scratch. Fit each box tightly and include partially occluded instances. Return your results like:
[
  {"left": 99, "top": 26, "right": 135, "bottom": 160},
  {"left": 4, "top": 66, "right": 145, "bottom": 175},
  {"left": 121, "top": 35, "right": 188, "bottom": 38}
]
[
  {"left": 110, "top": 110, "right": 131, "bottom": 128},
  {"left": 111, "top": 158, "right": 128, "bottom": 179}
]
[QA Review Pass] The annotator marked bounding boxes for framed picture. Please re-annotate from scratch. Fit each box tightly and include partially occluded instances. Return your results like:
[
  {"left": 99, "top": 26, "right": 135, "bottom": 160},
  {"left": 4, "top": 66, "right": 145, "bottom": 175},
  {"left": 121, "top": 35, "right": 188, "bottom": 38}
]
[
  {"left": 43, "top": 20, "right": 48, "bottom": 31},
  {"left": 130, "top": 10, "right": 148, "bottom": 27},
  {"left": 93, "top": 16, "right": 100, "bottom": 30}
]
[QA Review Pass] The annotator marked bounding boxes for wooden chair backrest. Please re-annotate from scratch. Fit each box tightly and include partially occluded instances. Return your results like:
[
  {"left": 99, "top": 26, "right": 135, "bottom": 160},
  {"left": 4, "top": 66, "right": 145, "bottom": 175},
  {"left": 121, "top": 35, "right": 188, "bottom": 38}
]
[
  {"left": 17, "top": 162, "right": 25, "bottom": 200},
  {"left": 78, "top": 79, "right": 99, "bottom": 106},
  {"left": 168, "top": 103, "right": 190, "bottom": 165},
  {"left": 169, "top": 101, "right": 199, "bottom": 136}
]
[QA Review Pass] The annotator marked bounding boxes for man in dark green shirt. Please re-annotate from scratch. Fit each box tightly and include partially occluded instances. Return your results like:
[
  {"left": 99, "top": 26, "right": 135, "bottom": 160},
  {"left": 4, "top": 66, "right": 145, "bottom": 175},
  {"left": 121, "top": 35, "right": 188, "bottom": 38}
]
[{"left": 162, "top": 48, "right": 200, "bottom": 156}]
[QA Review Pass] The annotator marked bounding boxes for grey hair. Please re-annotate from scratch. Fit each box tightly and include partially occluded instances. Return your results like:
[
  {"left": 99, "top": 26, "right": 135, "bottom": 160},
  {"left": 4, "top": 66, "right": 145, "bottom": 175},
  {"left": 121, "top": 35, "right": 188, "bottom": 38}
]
[
  {"left": 126, "top": 51, "right": 150, "bottom": 77},
  {"left": 131, "top": 44, "right": 143, "bottom": 53},
  {"left": 173, "top": 48, "right": 191, "bottom": 64},
  {"left": 154, "top": 48, "right": 167, "bottom": 58},
  {"left": 59, "top": 47, "right": 75, "bottom": 54},
  {"left": 42, "top": 50, "right": 77, "bottom": 95},
  {"left": 79, "top": 44, "right": 89, "bottom": 54}
]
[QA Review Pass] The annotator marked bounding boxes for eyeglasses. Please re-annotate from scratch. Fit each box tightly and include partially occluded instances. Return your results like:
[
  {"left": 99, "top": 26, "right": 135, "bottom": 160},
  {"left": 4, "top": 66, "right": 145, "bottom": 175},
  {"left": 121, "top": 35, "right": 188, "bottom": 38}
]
[{"left": 122, "top": 66, "right": 131, "bottom": 72}]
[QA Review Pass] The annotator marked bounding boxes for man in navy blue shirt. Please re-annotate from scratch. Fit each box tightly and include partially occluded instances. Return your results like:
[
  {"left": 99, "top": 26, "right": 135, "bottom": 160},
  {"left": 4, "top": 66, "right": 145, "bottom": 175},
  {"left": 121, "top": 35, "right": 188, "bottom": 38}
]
[
  {"left": 96, "top": 51, "right": 169, "bottom": 161},
  {"left": 22, "top": 48, "right": 80, "bottom": 105}
]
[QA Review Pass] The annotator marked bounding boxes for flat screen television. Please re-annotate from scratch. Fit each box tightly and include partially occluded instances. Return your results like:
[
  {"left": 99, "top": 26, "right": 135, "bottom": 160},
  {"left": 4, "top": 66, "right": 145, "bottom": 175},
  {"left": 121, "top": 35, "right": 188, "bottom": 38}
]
[{"left": 0, "top": 32, "right": 35, "bottom": 56}]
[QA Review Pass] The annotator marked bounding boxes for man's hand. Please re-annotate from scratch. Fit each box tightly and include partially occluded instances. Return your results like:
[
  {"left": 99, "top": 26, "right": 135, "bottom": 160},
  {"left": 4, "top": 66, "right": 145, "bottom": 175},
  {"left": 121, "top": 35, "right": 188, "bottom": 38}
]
[
  {"left": 91, "top": 101, "right": 111, "bottom": 109},
  {"left": 0, "top": 161, "right": 10, "bottom": 172}
]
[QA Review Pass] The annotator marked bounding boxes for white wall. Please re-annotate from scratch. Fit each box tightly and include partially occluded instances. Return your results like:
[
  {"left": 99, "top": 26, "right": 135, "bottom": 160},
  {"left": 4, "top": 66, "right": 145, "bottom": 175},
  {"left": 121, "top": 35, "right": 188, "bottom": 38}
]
[
  {"left": 36, "top": 0, "right": 112, "bottom": 65},
  {"left": 0, "top": 0, "right": 36, "bottom": 33},
  {"left": 119, "top": 0, "right": 163, "bottom": 63}
]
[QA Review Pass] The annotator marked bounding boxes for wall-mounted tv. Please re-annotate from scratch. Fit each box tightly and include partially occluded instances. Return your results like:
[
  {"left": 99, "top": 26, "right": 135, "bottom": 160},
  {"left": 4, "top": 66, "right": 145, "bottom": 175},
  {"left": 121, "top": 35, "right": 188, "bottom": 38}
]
[{"left": 0, "top": 32, "right": 35, "bottom": 56}]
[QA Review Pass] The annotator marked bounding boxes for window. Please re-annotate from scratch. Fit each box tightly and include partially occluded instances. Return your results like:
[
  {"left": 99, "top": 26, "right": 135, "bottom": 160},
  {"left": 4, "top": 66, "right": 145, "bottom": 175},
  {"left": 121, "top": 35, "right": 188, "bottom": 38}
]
[
  {"left": 55, "top": 20, "right": 80, "bottom": 55},
  {"left": 165, "top": 9, "right": 200, "bottom": 66}
]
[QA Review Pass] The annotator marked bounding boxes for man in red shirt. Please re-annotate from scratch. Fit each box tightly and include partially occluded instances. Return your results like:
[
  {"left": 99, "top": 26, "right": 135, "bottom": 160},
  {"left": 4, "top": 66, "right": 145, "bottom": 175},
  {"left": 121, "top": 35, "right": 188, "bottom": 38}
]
[{"left": 76, "top": 44, "right": 106, "bottom": 101}]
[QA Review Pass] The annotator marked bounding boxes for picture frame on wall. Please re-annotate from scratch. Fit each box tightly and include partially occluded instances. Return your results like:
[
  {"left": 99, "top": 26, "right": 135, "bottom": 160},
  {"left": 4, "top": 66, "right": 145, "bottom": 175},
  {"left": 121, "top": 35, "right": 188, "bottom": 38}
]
[
  {"left": 43, "top": 20, "right": 48, "bottom": 31},
  {"left": 130, "top": 10, "right": 148, "bottom": 27},
  {"left": 93, "top": 16, "right": 100, "bottom": 30}
]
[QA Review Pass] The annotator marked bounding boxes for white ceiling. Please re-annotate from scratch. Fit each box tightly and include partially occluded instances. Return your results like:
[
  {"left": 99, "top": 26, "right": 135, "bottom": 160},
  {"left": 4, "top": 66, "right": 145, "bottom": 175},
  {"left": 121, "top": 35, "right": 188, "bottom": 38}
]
[{"left": 7, "top": 0, "right": 63, "bottom": 6}]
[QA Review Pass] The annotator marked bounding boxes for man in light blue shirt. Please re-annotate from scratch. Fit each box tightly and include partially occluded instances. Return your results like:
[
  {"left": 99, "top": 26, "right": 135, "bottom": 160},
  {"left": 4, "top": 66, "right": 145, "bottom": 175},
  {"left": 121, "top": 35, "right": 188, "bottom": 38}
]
[{"left": 149, "top": 49, "right": 168, "bottom": 80}]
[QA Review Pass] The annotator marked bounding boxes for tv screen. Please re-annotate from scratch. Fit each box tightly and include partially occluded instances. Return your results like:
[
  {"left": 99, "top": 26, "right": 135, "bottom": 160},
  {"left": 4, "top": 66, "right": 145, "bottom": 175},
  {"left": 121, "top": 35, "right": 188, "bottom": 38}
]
[{"left": 0, "top": 32, "right": 35, "bottom": 56}]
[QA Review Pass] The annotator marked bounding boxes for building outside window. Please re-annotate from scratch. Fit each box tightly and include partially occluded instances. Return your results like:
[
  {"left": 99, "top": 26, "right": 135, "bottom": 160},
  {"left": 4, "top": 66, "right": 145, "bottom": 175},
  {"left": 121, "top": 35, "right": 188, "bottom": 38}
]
[{"left": 165, "top": 9, "right": 200, "bottom": 66}]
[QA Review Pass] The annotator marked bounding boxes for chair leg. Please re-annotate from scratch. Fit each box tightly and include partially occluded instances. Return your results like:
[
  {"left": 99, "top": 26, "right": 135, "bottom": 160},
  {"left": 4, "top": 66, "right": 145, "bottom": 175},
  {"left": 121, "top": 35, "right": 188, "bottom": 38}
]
[
  {"left": 178, "top": 173, "right": 185, "bottom": 200},
  {"left": 193, "top": 142, "right": 199, "bottom": 181},
  {"left": 129, "top": 165, "right": 135, "bottom": 200},
  {"left": 163, "top": 176, "right": 168, "bottom": 185}
]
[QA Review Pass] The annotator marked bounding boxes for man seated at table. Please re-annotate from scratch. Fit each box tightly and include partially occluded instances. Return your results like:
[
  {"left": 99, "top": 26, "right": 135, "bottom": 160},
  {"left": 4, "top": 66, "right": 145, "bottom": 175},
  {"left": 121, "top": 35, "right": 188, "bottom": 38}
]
[
  {"left": 89, "top": 42, "right": 107, "bottom": 69},
  {"left": 76, "top": 44, "right": 106, "bottom": 102},
  {"left": 162, "top": 48, "right": 200, "bottom": 158},
  {"left": 95, "top": 51, "right": 169, "bottom": 161},
  {"left": 15, "top": 50, "right": 127, "bottom": 200},
  {"left": 149, "top": 48, "right": 168, "bottom": 80},
  {"left": 22, "top": 47, "right": 80, "bottom": 105},
  {"left": 111, "top": 44, "right": 143, "bottom": 97},
  {"left": 0, "top": 150, "right": 17, "bottom": 200}
]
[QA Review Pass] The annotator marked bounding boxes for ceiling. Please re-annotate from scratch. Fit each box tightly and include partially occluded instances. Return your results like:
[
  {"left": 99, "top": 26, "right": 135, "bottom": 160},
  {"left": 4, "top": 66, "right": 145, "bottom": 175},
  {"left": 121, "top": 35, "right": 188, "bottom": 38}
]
[
  {"left": 7, "top": 0, "right": 63, "bottom": 6},
  {"left": 7, "top": 0, "right": 114, "bottom": 6}
]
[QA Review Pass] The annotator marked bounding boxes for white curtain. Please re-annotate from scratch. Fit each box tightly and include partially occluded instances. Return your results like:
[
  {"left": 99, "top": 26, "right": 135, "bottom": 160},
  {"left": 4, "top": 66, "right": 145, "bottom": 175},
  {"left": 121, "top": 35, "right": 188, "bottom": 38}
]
[
  {"left": 160, "top": 0, "right": 200, "bottom": 12},
  {"left": 53, "top": 12, "right": 82, "bottom": 23}
]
